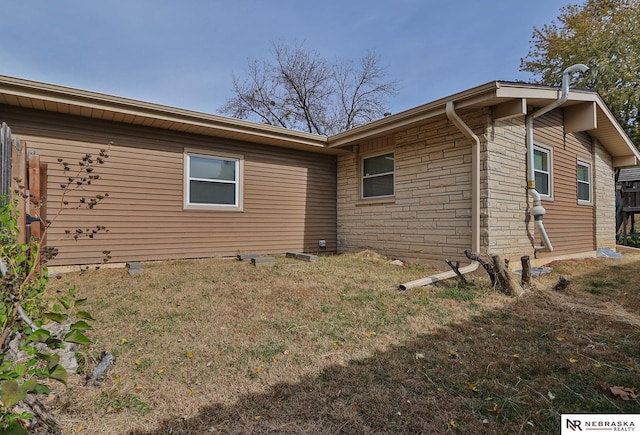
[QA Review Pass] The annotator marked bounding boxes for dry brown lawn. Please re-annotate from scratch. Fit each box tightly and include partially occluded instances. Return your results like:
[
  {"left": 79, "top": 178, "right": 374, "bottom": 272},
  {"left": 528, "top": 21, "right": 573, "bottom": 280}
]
[{"left": 42, "top": 251, "right": 640, "bottom": 434}]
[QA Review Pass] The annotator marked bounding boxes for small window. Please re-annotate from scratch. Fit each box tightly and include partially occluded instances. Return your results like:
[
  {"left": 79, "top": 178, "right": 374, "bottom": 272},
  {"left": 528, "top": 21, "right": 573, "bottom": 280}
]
[
  {"left": 577, "top": 160, "right": 591, "bottom": 203},
  {"left": 362, "top": 152, "right": 394, "bottom": 198},
  {"left": 185, "top": 150, "right": 242, "bottom": 209},
  {"left": 534, "top": 146, "right": 551, "bottom": 197}
]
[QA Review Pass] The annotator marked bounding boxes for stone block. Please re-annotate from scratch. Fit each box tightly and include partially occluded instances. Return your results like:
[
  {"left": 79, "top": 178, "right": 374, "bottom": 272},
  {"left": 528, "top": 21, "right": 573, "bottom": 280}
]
[
  {"left": 285, "top": 252, "right": 318, "bottom": 262},
  {"left": 126, "top": 262, "right": 144, "bottom": 276},
  {"left": 251, "top": 257, "right": 276, "bottom": 266}
]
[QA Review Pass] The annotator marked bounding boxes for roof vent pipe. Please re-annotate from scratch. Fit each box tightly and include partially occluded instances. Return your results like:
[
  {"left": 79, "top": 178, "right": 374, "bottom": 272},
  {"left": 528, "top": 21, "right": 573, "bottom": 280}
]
[{"left": 526, "top": 63, "right": 589, "bottom": 252}]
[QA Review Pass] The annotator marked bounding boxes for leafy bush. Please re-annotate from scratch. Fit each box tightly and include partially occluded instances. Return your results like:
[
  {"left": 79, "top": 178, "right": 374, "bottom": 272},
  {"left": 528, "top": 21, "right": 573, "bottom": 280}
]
[{"left": 0, "top": 147, "right": 110, "bottom": 433}]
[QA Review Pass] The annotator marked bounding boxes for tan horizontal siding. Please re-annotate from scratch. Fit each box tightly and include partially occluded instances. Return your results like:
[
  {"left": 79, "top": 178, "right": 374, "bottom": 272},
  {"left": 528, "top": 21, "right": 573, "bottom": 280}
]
[
  {"left": 536, "top": 111, "right": 595, "bottom": 258},
  {"left": 2, "top": 105, "right": 336, "bottom": 265}
]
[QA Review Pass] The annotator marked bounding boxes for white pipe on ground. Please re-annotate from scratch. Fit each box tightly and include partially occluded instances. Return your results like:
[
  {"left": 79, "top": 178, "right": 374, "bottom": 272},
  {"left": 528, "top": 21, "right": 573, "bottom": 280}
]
[
  {"left": 399, "top": 101, "right": 480, "bottom": 290},
  {"left": 526, "top": 63, "right": 588, "bottom": 252}
]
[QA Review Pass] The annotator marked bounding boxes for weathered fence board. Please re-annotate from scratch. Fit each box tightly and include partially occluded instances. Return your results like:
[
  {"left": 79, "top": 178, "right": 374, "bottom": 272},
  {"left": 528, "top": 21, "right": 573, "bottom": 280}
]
[
  {"left": 28, "top": 153, "right": 46, "bottom": 241},
  {"left": 1, "top": 123, "right": 48, "bottom": 246},
  {"left": 10, "top": 137, "right": 27, "bottom": 244},
  {"left": 1, "top": 122, "right": 11, "bottom": 205}
]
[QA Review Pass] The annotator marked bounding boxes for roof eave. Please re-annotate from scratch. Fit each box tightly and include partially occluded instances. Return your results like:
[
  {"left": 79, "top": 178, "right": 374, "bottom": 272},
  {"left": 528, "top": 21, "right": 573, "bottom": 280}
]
[
  {"left": 327, "top": 81, "right": 501, "bottom": 148},
  {"left": 328, "top": 81, "right": 640, "bottom": 167},
  {"left": 2, "top": 76, "right": 637, "bottom": 164},
  {"left": 0, "top": 75, "right": 341, "bottom": 155}
]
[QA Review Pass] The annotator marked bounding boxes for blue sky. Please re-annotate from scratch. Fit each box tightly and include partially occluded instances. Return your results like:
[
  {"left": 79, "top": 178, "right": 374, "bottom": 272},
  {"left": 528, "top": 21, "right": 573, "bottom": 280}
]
[{"left": 3, "top": 1, "right": 568, "bottom": 116}]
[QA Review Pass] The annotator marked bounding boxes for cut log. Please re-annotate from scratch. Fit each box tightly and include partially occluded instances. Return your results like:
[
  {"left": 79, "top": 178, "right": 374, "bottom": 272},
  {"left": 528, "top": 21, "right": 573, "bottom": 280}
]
[{"left": 521, "top": 255, "right": 531, "bottom": 287}]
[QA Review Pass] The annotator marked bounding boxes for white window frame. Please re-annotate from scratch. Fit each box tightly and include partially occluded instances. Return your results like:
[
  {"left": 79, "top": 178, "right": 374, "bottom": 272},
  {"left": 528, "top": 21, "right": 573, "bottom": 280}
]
[
  {"left": 533, "top": 146, "right": 553, "bottom": 199},
  {"left": 577, "top": 159, "right": 592, "bottom": 204},
  {"left": 361, "top": 151, "right": 395, "bottom": 199},
  {"left": 184, "top": 148, "right": 244, "bottom": 211}
]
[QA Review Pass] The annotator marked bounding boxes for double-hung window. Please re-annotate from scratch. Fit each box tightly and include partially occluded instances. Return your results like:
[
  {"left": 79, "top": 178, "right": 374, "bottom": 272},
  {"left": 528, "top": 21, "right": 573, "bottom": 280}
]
[
  {"left": 185, "top": 149, "right": 242, "bottom": 209},
  {"left": 362, "top": 152, "right": 394, "bottom": 199},
  {"left": 533, "top": 146, "right": 552, "bottom": 197},
  {"left": 577, "top": 160, "right": 591, "bottom": 203}
]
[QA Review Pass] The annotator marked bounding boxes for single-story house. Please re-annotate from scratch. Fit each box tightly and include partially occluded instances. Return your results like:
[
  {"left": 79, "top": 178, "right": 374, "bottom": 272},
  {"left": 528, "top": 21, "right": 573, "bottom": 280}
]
[{"left": 1, "top": 74, "right": 638, "bottom": 268}]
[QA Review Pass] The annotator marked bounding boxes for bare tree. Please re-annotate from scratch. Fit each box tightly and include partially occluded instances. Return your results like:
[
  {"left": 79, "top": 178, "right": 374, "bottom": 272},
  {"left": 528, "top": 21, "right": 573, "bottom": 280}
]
[
  {"left": 334, "top": 51, "right": 398, "bottom": 131},
  {"left": 220, "top": 42, "right": 398, "bottom": 135}
]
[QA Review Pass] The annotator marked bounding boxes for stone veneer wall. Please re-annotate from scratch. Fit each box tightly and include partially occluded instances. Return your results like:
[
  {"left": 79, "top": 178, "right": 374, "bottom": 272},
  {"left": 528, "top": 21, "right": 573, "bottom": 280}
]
[
  {"left": 483, "top": 116, "right": 533, "bottom": 260},
  {"left": 593, "top": 139, "right": 616, "bottom": 249},
  {"left": 337, "top": 110, "right": 489, "bottom": 263},
  {"left": 337, "top": 108, "right": 619, "bottom": 264}
]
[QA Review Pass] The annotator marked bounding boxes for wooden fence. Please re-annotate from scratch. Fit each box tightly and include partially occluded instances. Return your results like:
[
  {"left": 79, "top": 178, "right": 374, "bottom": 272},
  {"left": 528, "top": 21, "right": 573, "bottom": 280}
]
[
  {"left": 1, "top": 123, "right": 11, "bottom": 205},
  {"left": 0, "top": 122, "right": 48, "bottom": 245}
]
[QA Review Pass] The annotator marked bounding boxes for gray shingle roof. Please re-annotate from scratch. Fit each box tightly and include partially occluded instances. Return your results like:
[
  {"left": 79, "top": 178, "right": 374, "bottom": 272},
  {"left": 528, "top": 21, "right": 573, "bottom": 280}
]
[{"left": 618, "top": 167, "right": 640, "bottom": 182}]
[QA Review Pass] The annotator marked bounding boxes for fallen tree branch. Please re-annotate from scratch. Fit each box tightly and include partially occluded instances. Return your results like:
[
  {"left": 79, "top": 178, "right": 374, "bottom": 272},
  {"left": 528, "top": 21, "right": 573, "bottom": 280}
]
[
  {"left": 25, "top": 394, "right": 61, "bottom": 434},
  {"left": 18, "top": 305, "right": 38, "bottom": 331},
  {"left": 13, "top": 394, "right": 61, "bottom": 434},
  {"left": 444, "top": 260, "right": 468, "bottom": 285},
  {"left": 85, "top": 351, "right": 115, "bottom": 386}
]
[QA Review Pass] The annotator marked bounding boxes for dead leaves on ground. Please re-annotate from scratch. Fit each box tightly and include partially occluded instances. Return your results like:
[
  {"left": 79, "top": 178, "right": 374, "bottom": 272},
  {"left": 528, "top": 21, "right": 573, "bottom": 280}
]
[
  {"left": 609, "top": 386, "right": 638, "bottom": 401},
  {"left": 465, "top": 381, "right": 479, "bottom": 392}
]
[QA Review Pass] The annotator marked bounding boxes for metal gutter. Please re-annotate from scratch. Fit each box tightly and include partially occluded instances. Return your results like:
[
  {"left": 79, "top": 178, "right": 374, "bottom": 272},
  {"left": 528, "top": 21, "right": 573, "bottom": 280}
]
[
  {"left": 0, "top": 75, "right": 333, "bottom": 153},
  {"left": 398, "top": 101, "right": 480, "bottom": 290},
  {"left": 328, "top": 82, "right": 500, "bottom": 148},
  {"left": 526, "top": 64, "right": 589, "bottom": 252}
]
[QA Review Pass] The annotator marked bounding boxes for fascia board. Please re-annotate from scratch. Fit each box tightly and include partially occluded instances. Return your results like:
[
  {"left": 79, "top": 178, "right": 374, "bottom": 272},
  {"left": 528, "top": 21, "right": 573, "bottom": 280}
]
[{"left": 0, "top": 75, "right": 330, "bottom": 151}]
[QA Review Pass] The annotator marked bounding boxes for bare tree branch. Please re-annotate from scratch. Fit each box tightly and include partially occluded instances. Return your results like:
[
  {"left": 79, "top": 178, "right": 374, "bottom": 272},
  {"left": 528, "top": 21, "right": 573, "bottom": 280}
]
[{"left": 220, "top": 42, "right": 398, "bottom": 135}]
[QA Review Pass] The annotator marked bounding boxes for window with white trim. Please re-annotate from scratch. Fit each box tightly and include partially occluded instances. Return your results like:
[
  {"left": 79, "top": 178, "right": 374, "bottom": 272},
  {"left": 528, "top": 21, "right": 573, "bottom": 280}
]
[
  {"left": 185, "top": 150, "right": 242, "bottom": 209},
  {"left": 362, "top": 152, "right": 394, "bottom": 198},
  {"left": 577, "top": 160, "right": 591, "bottom": 203},
  {"left": 534, "top": 146, "right": 552, "bottom": 197}
]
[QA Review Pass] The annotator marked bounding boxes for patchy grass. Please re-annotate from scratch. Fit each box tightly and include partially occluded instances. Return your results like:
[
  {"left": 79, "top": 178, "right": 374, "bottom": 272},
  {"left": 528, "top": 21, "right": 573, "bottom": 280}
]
[{"left": 43, "top": 252, "right": 640, "bottom": 434}]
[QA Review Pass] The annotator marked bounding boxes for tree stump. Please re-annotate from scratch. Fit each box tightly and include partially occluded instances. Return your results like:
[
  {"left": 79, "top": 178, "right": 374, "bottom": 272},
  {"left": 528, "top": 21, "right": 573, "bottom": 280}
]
[
  {"left": 521, "top": 255, "right": 531, "bottom": 287},
  {"left": 464, "top": 250, "right": 523, "bottom": 296},
  {"left": 464, "top": 250, "right": 497, "bottom": 287}
]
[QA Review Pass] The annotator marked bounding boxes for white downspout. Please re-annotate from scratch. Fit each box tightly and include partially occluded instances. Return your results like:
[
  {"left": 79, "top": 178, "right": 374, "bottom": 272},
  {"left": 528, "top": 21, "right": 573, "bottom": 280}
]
[
  {"left": 399, "top": 101, "right": 480, "bottom": 290},
  {"left": 526, "top": 63, "right": 589, "bottom": 252}
]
